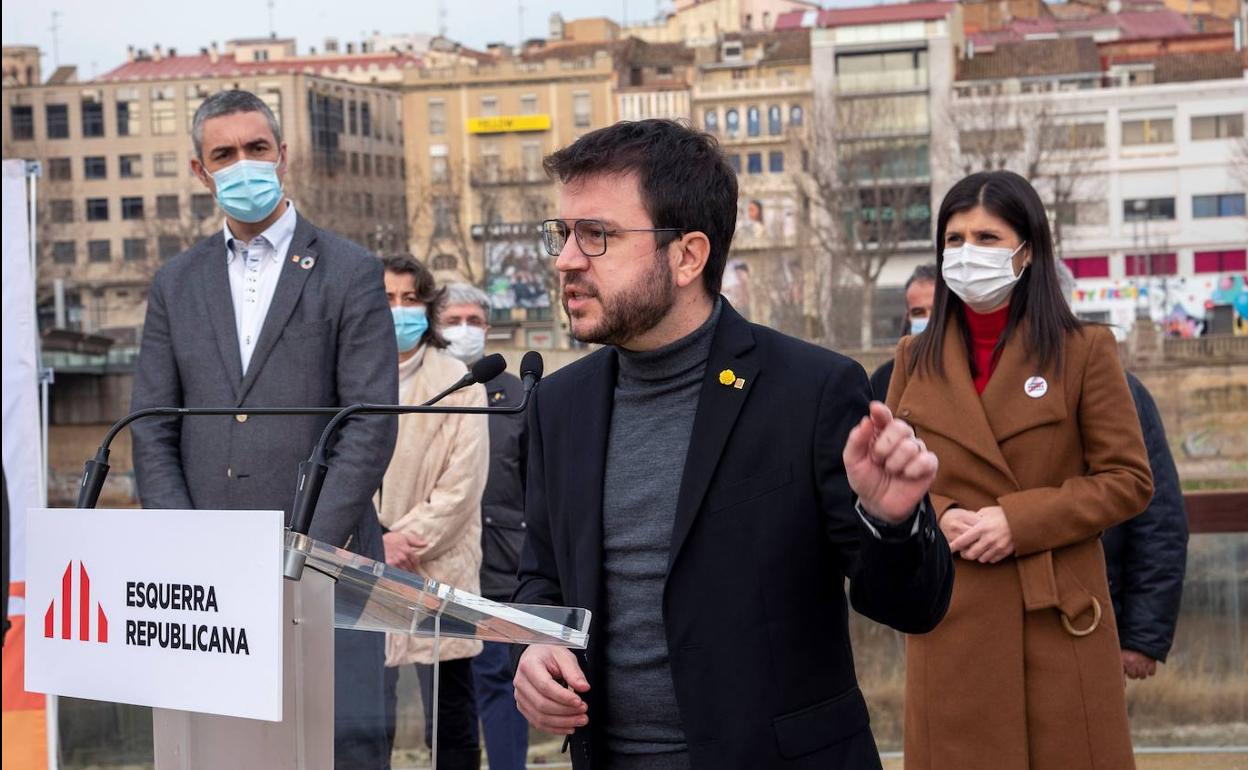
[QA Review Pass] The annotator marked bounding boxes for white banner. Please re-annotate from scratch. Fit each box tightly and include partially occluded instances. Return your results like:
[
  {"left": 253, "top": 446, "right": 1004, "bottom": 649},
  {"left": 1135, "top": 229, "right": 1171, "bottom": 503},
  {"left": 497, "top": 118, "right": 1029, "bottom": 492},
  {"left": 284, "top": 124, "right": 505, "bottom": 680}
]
[
  {"left": 25, "top": 509, "right": 285, "bottom": 721},
  {"left": 2, "top": 158, "right": 42, "bottom": 617}
]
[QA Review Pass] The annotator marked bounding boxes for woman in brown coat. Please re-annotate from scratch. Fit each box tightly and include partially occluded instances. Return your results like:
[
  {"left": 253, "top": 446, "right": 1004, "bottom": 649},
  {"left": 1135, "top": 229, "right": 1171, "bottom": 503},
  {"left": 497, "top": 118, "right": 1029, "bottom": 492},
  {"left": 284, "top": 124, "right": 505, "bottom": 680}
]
[{"left": 886, "top": 171, "right": 1154, "bottom": 770}]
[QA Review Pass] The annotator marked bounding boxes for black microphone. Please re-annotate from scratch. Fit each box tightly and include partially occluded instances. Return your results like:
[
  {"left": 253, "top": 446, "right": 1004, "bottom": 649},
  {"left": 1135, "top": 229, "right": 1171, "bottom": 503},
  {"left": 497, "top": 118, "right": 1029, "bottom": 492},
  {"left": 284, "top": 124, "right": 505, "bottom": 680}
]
[
  {"left": 422, "top": 353, "right": 507, "bottom": 407},
  {"left": 520, "top": 351, "right": 545, "bottom": 392}
]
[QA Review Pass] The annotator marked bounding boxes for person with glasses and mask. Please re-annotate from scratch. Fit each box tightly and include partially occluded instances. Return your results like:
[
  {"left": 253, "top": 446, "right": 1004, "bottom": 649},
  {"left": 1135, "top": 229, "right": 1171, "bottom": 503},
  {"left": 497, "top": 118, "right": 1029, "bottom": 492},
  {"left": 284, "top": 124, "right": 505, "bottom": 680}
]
[
  {"left": 510, "top": 119, "right": 953, "bottom": 770},
  {"left": 439, "top": 282, "right": 531, "bottom": 770},
  {"left": 883, "top": 170, "right": 1153, "bottom": 770},
  {"left": 378, "top": 258, "right": 489, "bottom": 770},
  {"left": 870, "top": 264, "right": 937, "bottom": 399}
]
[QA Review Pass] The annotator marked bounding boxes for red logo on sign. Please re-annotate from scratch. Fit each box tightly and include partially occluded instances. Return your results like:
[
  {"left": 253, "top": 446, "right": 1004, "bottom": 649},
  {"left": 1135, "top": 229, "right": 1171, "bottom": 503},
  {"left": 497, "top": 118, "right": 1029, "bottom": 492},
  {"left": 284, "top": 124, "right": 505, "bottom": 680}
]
[{"left": 44, "top": 561, "right": 109, "bottom": 643}]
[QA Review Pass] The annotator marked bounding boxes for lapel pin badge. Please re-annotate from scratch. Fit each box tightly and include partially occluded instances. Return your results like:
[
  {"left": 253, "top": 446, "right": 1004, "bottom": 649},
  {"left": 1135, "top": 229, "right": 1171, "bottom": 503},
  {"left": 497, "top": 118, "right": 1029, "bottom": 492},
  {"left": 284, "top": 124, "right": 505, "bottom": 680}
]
[
  {"left": 718, "top": 369, "right": 736, "bottom": 387},
  {"left": 1024, "top": 376, "right": 1048, "bottom": 399},
  {"left": 734, "top": 377, "right": 745, "bottom": 390},
  {"left": 298, "top": 255, "right": 316, "bottom": 270}
]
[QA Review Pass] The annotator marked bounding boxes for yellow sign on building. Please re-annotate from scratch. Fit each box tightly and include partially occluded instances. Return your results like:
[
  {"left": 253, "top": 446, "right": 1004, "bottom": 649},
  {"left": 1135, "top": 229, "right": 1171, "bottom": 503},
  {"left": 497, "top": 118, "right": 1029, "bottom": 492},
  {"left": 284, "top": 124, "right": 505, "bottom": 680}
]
[{"left": 467, "top": 114, "right": 552, "bottom": 134}]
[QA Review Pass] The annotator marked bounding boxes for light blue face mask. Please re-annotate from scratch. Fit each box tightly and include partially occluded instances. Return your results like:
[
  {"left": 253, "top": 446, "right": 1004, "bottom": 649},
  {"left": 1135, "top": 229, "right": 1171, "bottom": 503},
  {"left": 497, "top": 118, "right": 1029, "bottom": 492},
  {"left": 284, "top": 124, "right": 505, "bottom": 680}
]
[
  {"left": 909, "top": 316, "right": 929, "bottom": 336},
  {"left": 211, "top": 159, "right": 283, "bottom": 223},
  {"left": 392, "top": 306, "right": 428, "bottom": 353}
]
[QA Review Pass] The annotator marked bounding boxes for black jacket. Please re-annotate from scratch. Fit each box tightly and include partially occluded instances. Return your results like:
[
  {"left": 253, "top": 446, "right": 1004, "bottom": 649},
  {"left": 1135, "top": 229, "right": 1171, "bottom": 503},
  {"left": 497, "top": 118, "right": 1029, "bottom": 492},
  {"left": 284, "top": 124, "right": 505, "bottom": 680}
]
[
  {"left": 869, "top": 359, "right": 895, "bottom": 402},
  {"left": 1102, "top": 373, "right": 1188, "bottom": 662},
  {"left": 514, "top": 303, "right": 953, "bottom": 770},
  {"left": 480, "top": 371, "right": 528, "bottom": 601}
]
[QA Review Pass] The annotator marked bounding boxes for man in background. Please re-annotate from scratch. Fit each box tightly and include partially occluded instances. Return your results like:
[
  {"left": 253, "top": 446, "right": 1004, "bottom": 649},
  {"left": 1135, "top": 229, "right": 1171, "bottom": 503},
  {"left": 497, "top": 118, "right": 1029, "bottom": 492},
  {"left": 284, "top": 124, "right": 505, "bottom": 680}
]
[
  {"left": 870, "top": 264, "right": 937, "bottom": 399},
  {"left": 441, "top": 283, "right": 531, "bottom": 770}
]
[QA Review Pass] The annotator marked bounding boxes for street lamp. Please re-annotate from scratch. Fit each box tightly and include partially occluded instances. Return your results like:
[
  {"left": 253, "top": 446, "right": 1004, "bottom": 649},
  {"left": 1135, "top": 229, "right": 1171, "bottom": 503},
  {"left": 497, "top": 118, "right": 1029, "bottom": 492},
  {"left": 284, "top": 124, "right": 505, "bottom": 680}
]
[{"left": 1130, "top": 199, "right": 1151, "bottom": 321}]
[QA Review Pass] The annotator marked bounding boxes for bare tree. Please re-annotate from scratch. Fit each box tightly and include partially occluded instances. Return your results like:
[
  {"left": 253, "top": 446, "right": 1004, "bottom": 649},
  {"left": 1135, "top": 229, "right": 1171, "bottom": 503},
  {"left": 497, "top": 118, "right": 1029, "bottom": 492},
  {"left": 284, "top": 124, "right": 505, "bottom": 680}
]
[
  {"left": 948, "top": 85, "right": 1108, "bottom": 257},
  {"left": 1232, "top": 134, "right": 1248, "bottom": 193},
  {"left": 802, "top": 96, "right": 931, "bottom": 349}
]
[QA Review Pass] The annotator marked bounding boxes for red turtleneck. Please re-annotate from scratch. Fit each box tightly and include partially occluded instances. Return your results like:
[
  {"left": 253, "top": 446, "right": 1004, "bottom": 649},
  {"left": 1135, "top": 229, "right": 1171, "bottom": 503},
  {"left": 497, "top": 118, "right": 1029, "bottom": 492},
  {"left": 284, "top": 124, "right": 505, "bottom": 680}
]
[{"left": 964, "top": 304, "right": 1010, "bottom": 394}]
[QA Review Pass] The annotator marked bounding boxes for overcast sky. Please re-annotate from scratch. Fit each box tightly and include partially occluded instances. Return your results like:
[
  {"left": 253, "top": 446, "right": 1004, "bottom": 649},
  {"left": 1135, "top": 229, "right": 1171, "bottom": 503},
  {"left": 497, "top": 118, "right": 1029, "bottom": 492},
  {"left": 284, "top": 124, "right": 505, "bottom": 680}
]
[{"left": 1, "top": 0, "right": 684, "bottom": 80}]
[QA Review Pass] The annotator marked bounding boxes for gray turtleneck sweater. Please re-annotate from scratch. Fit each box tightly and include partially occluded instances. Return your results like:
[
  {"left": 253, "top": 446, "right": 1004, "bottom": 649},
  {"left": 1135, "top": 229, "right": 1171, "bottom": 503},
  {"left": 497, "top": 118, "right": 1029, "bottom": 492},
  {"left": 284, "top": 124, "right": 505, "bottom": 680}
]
[{"left": 600, "top": 300, "right": 722, "bottom": 769}]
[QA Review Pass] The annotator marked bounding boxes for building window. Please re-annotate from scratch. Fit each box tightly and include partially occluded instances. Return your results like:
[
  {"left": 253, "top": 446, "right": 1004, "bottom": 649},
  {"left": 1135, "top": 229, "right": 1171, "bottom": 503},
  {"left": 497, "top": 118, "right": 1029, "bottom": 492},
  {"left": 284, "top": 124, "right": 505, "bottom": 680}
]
[
  {"left": 790, "top": 105, "right": 803, "bottom": 127},
  {"left": 52, "top": 241, "right": 76, "bottom": 264},
  {"left": 521, "top": 95, "right": 538, "bottom": 115},
  {"left": 159, "top": 235, "right": 183, "bottom": 260},
  {"left": 523, "top": 142, "right": 543, "bottom": 181},
  {"left": 1193, "top": 249, "right": 1247, "bottom": 273},
  {"left": 121, "top": 196, "right": 145, "bottom": 220},
  {"left": 350, "top": 152, "right": 360, "bottom": 174},
  {"left": 1191, "top": 113, "right": 1244, "bottom": 140},
  {"left": 10, "top": 105, "right": 34, "bottom": 140},
  {"left": 428, "top": 99, "right": 446, "bottom": 135},
  {"left": 46, "top": 104, "right": 70, "bottom": 139},
  {"left": 151, "top": 87, "right": 177, "bottom": 135},
  {"left": 1193, "top": 193, "right": 1246, "bottom": 218},
  {"left": 185, "top": 84, "right": 212, "bottom": 132},
  {"left": 348, "top": 100, "right": 358, "bottom": 135},
  {"left": 768, "top": 151, "right": 784, "bottom": 173},
  {"left": 81, "top": 94, "right": 105, "bottom": 137},
  {"left": 83, "top": 156, "right": 107, "bottom": 179},
  {"left": 430, "top": 152, "right": 449, "bottom": 184},
  {"left": 50, "top": 199, "right": 74, "bottom": 223},
  {"left": 191, "top": 193, "right": 215, "bottom": 219},
  {"left": 119, "top": 154, "right": 142, "bottom": 178},
  {"left": 1041, "top": 122, "right": 1106, "bottom": 149},
  {"left": 573, "top": 92, "right": 592, "bottom": 128},
  {"left": 725, "top": 108, "right": 740, "bottom": 138},
  {"left": 1063, "top": 256, "right": 1109, "bottom": 279},
  {"left": 704, "top": 109, "right": 718, "bottom": 133},
  {"left": 86, "top": 198, "right": 109, "bottom": 221},
  {"left": 480, "top": 142, "right": 500, "bottom": 183},
  {"left": 768, "top": 105, "right": 782, "bottom": 136},
  {"left": 1123, "top": 197, "right": 1174, "bottom": 221},
  {"left": 481, "top": 96, "right": 498, "bottom": 118},
  {"left": 116, "top": 88, "right": 141, "bottom": 136},
  {"left": 153, "top": 151, "right": 178, "bottom": 177},
  {"left": 363, "top": 153, "right": 373, "bottom": 176},
  {"left": 1124, "top": 252, "right": 1177, "bottom": 277},
  {"left": 361, "top": 102, "right": 372, "bottom": 137},
  {"left": 726, "top": 154, "right": 741, "bottom": 174},
  {"left": 157, "top": 194, "right": 180, "bottom": 219},
  {"left": 124, "top": 238, "right": 148, "bottom": 261},
  {"left": 747, "top": 152, "right": 762, "bottom": 174},
  {"left": 259, "top": 86, "right": 282, "bottom": 130},
  {"left": 363, "top": 193, "right": 374, "bottom": 217},
  {"left": 1121, "top": 118, "right": 1173, "bottom": 146},
  {"left": 747, "top": 106, "right": 760, "bottom": 137},
  {"left": 47, "top": 157, "right": 72, "bottom": 180},
  {"left": 88, "top": 239, "right": 112, "bottom": 262}
]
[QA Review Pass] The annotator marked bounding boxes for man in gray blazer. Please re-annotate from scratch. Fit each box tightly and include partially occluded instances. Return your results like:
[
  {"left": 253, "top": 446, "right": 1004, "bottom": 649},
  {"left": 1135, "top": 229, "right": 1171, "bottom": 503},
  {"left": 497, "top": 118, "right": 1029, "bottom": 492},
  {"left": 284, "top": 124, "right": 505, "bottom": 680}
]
[{"left": 131, "top": 90, "right": 398, "bottom": 768}]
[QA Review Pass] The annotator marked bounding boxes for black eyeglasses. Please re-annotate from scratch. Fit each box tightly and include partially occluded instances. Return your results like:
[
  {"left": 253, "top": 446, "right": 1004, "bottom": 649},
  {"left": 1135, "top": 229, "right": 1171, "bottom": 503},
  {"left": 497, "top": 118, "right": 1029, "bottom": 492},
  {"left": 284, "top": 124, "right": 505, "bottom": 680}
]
[{"left": 540, "top": 218, "right": 685, "bottom": 258}]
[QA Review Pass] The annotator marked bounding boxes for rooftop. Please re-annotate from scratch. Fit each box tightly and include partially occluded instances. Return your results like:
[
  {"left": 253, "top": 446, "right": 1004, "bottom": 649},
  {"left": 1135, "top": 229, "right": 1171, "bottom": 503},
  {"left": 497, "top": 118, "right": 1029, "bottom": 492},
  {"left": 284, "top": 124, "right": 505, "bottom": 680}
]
[
  {"left": 96, "top": 50, "right": 422, "bottom": 83},
  {"left": 959, "top": 38, "right": 1102, "bottom": 80},
  {"left": 969, "top": 9, "right": 1194, "bottom": 50},
  {"left": 817, "top": 1, "right": 958, "bottom": 28}
]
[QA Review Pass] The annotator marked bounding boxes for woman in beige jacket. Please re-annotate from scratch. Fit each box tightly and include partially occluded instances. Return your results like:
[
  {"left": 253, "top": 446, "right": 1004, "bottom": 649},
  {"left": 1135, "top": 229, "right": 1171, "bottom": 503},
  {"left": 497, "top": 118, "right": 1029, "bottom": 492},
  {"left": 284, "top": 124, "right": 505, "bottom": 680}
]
[{"left": 379, "top": 255, "right": 490, "bottom": 769}]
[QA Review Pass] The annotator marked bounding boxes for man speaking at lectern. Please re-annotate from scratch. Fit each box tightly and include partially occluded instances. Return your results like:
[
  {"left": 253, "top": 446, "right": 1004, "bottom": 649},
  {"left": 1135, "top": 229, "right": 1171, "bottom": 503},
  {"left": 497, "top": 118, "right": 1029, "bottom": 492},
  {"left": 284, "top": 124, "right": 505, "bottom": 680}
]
[
  {"left": 130, "top": 90, "right": 398, "bottom": 768},
  {"left": 512, "top": 120, "right": 953, "bottom": 770}
]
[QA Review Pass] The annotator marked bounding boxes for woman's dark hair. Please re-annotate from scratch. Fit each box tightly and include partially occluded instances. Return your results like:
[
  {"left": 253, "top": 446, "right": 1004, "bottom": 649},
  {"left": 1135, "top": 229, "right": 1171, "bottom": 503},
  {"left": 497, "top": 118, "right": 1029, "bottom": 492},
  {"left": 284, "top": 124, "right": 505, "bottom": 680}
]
[
  {"left": 543, "top": 119, "right": 738, "bottom": 295},
  {"left": 382, "top": 254, "right": 447, "bottom": 349},
  {"left": 911, "top": 170, "right": 1083, "bottom": 378}
]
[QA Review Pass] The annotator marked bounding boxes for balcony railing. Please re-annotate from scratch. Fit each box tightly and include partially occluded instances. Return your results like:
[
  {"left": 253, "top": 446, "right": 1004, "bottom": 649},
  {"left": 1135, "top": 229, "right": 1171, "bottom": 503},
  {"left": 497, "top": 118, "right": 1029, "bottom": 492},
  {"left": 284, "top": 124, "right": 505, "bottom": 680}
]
[
  {"left": 1163, "top": 335, "right": 1248, "bottom": 362},
  {"left": 835, "top": 69, "right": 928, "bottom": 94},
  {"left": 693, "top": 77, "right": 811, "bottom": 99}
]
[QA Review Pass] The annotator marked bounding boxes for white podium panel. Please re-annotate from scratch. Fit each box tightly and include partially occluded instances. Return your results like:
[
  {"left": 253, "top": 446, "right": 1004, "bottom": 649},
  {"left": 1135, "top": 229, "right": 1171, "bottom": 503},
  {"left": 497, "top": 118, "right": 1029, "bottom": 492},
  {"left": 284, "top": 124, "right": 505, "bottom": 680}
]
[{"left": 25, "top": 508, "right": 285, "bottom": 721}]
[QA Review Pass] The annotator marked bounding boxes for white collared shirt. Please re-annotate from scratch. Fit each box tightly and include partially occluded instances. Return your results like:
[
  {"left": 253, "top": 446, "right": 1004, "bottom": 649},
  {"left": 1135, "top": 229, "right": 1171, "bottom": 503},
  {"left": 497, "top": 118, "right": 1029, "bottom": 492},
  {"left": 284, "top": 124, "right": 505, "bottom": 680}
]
[{"left": 223, "top": 201, "right": 297, "bottom": 374}]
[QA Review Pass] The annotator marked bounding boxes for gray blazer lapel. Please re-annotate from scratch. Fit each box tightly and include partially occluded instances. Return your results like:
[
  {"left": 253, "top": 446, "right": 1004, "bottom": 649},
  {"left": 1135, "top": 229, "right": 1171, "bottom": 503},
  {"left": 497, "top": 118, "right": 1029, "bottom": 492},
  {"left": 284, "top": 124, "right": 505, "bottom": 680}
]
[
  {"left": 236, "top": 216, "right": 320, "bottom": 405},
  {"left": 197, "top": 232, "right": 244, "bottom": 399}
]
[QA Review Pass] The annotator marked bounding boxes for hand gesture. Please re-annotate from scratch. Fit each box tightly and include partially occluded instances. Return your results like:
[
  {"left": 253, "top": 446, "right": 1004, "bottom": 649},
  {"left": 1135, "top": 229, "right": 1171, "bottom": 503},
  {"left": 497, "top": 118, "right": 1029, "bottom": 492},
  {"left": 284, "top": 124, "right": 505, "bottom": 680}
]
[
  {"left": 514, "top": 644, "right": 590, "bottom": 735},
  {"left": 1122, "top": 649, "right": 1158, "bottom": 680},
  {"left": 948, "top": 506, "right": 1014, "bottom": 563},
  {"left": 843, "top": 402, "right": 938, "bottom": 523}
]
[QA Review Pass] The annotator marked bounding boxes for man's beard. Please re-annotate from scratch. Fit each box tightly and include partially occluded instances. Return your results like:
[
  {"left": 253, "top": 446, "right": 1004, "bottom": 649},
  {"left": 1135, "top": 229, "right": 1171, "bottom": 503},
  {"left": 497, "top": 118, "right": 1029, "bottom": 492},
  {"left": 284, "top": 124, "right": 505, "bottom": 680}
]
[{"left": 563, "top": 250, "right": 676, "bottom": 347}]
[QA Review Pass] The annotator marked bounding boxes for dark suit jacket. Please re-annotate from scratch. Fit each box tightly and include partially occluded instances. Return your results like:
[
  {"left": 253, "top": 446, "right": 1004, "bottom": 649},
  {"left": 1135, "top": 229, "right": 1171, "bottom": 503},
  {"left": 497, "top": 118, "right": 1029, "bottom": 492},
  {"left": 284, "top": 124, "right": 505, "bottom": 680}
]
[
  {"left": 480, "top": 371, "right": 528, "bottom": 601},
  {"left": 130, "top": 211, "right": 398, "bottom": 560},
  {"left": 514, "top": 302, "right": 953, "bottom": 770}
]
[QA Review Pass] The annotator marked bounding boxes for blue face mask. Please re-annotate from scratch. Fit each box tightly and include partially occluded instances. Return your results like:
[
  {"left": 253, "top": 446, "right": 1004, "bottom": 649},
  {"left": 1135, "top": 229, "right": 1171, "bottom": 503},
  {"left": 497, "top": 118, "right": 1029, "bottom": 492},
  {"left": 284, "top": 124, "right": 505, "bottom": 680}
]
[
  {"left": 909, "top": 316, "right": 929, "bottom": 336},
  {"left": 211, "top": 159, "right": 283, "bottom": 223},
  {"left": 392, "top": 306, "right": 428, "bottom": 353}
]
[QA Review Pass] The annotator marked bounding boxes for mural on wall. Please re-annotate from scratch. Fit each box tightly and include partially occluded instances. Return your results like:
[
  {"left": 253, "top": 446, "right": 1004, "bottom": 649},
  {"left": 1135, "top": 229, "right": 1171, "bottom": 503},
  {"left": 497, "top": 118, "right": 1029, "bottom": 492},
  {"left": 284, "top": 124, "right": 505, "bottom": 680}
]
[
  {"left": 1069, "top": 273, "right": 1248, "bottom": 338},
  {"left": 733, "top": 196, "right": 798, "bottom": 250},
  {"left": 472, "top": 223, "right": 552, "bottom": 312},
  {"left": 721, "top": 259, "right": 753, "bottom": 319}
]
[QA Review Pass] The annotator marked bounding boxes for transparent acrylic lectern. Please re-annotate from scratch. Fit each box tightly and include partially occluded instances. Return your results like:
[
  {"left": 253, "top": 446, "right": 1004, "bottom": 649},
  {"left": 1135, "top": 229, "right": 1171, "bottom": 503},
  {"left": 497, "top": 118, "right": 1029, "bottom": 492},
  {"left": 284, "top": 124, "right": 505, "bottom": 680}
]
[{"left": 153, "top": 531, "right": 590, "bottom": 770}]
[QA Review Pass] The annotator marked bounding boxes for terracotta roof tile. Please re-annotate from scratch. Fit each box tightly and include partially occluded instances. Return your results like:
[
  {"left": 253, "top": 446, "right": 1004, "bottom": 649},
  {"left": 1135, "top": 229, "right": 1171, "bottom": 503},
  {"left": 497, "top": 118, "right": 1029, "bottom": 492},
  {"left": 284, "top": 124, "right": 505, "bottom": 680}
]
[
  {"left": 818, "top": 1, "right": 956, "bottom": 28},
  {"left": 97, "top": 52, "right": 422, "bottom": 82}
]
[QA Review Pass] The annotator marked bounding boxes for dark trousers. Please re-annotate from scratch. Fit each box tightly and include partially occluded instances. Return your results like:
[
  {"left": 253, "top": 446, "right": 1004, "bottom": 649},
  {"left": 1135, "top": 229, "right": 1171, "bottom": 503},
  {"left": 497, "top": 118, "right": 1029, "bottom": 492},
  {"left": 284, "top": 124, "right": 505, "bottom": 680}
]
[
  {"left": 471, "top": 641, "right": 529, "bottom": 770},
  {"left": 384, "top": 657, "right": 481, "bottom": 769},
  {"left": 335, "top": 627, "right": 391, "bottom": 769}
]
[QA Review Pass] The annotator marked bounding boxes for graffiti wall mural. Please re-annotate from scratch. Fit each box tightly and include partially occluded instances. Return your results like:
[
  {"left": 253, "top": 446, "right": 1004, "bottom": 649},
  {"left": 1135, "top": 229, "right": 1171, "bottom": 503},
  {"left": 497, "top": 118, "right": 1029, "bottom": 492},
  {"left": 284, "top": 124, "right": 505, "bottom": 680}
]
[{"left": 1070, "top": 273, "right": 1248, "bottom": 338}]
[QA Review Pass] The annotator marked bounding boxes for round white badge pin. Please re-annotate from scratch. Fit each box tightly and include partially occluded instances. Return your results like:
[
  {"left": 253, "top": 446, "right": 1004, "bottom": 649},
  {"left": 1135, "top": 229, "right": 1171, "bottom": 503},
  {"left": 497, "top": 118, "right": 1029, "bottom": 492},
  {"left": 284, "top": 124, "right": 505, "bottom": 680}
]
[{"left": 1024, "top": 376, "right": 1048, "bottom": 399}]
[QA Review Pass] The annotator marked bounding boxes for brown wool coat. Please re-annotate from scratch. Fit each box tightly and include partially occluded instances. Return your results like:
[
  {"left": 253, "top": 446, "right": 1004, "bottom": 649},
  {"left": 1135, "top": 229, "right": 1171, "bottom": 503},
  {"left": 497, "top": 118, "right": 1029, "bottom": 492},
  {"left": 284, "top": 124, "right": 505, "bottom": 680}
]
[
  {"left": 377, "top": 347, "right": 489, "bottom": 666},
  {"left": 886, "top": 319, "right": 1153, "bottom": 770}
]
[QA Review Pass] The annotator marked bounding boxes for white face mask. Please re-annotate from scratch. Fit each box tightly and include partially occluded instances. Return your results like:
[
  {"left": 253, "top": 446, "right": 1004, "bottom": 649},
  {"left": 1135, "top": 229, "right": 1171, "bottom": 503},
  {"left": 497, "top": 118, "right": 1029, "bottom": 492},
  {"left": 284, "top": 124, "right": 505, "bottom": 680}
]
[
  {"left": 942, "top": 242, "right": 1027, "bottom": 313},
  {"left": 442, "top": 323, "right": 487, "bottom": 364}
]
